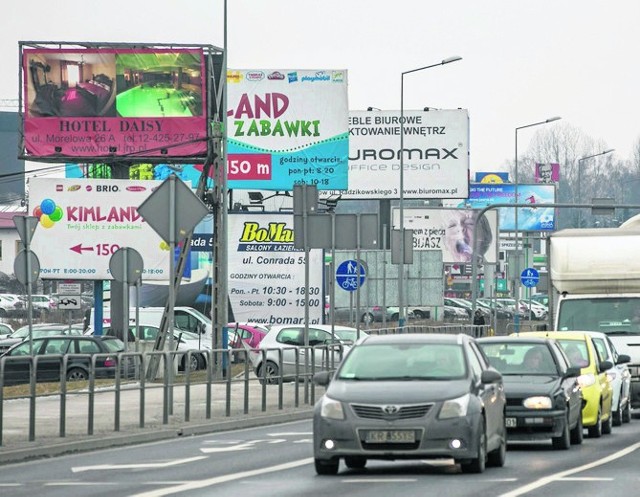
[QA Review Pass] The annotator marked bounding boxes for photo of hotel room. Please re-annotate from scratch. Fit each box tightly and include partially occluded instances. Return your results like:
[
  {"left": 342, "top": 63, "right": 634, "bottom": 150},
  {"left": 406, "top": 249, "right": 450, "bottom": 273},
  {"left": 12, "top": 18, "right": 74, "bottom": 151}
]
[
  {"left": 115, "top": 52, "right": 203, "bottom": 118},
  {"left": 27, "top": 53, "right": 117, "bottom": 117}
]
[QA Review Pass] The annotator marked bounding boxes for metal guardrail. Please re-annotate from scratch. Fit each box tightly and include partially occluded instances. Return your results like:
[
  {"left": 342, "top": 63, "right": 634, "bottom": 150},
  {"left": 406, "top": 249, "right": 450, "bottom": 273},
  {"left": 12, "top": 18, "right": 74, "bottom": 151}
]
[{"left": 0, "top": 325, "right": 493, "bottom": 447}]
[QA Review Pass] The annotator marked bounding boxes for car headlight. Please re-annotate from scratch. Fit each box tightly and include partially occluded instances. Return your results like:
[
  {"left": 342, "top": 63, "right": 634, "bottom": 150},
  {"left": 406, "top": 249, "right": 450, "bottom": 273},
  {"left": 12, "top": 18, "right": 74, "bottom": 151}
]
[
  {"left": 439, "top": 393, "right": 471, "bottom": 419},
  {"left": 523, "top": 396, "right": 553, "bottom": 409},
  {"left": 577, "top": 373, "right": 596, "bottom": 388},
  {"left": 320, "top": 395, "right": 345, "bottom": 420}
]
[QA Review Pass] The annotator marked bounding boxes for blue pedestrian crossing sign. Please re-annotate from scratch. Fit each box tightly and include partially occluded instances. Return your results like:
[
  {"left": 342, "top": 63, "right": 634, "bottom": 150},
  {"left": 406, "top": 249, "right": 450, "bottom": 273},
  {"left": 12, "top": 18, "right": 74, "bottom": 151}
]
[
  {"left": 520, "top": 267, "right": 540, "bottom": 287},
  {"left": 336, "top": 259, "right": 366, "bottom": 292}
]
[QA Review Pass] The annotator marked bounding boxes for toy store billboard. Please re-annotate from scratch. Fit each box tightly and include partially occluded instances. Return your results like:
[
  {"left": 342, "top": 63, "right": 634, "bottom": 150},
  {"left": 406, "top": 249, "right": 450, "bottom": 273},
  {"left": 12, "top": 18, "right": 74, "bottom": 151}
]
[
  {"left": 225, "top": 69, "right": 349, "bottom": 191},
  {"left": 20, "top": 43, "right": 210, "bottom": 161},
  {"left": 321, "top": 109, "right": 469, "bottom": 200},
  {"left": 460, "top": 183, "right": 557, "bottom": 232}
]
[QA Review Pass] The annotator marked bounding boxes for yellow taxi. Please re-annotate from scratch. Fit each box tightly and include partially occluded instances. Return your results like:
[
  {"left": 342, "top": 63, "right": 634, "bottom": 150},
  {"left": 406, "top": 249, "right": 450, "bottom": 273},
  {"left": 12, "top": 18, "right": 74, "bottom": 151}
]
[{"left": 513, "top": 331, "right": 614, "bottom": 437}]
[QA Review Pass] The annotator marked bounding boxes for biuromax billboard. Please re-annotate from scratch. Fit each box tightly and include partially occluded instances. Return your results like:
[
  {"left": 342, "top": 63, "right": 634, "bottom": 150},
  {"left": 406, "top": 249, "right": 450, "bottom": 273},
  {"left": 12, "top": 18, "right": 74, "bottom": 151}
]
[{"left": 21, "top": 45, "right": 209, "bottom": 160}]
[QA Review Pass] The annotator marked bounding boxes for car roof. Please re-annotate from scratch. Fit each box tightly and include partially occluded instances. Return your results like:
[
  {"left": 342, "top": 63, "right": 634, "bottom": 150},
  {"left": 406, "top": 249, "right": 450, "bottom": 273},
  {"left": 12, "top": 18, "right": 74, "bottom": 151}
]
[
  {"left": 478, "top": 336, "right": 552, "bottom": 345},
  {"left": 268, "top": 324, "right": 358, "bottom": 332},
  {"left": 358, "top": 333, "right": 469, "bottom": 346},
  {"left": 515, "top": 331, "right": 592, "bottom": 341}
]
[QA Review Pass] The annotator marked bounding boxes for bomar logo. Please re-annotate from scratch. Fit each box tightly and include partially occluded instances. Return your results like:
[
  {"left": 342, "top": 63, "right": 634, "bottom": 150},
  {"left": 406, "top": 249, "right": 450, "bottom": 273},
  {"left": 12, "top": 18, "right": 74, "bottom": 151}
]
[{"left": 239, "top": 222, "right": 294, "bottom": 243}]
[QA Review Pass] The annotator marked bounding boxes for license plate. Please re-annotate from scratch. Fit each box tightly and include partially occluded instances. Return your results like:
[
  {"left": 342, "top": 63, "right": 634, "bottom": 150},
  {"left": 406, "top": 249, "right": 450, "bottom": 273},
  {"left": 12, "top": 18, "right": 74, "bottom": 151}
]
[
  {"left": 506, "top": 417, "right": 517, "bottom": 428},
  {"left": 365, "top": 430, "right": 415, "bottom": 443}
]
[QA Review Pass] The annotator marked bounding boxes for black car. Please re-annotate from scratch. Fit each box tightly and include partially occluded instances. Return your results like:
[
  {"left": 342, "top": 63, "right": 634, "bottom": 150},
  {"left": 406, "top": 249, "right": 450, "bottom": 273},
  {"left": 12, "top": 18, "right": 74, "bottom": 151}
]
[
  {"left": 477, "top": 336, "right": 583, "bottom": 449},
  {"left": 0, "top": 335, "right": 124, "bottom": 386},
  {"left": 313, "top": 333, "right": 507, "bottom": 475}
]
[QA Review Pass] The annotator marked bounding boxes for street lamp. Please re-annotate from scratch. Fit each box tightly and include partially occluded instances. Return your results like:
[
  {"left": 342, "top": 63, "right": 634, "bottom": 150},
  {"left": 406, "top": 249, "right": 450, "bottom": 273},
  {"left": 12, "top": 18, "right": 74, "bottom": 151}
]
[
  {"left": 513, "top": 116, "right": 561, "bottom": 332},
  {"left": 398, "top": 56, "right": 462, "bottom": 327},
  {"left": 577, "top": 149, "right": 615, "bottom": 227}
]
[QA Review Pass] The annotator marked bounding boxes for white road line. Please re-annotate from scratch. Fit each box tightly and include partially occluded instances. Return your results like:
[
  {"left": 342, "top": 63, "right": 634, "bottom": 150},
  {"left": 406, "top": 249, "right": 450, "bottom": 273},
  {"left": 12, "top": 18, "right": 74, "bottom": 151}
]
[
  {"left": 71, "top": 456, "right": 208, "bottom": 473},
  {"left": 130, "top": 458, "right": 314, "bottom": 497},
  {"left": 499, "top": 441, "right": 640, "bottom": 497}
]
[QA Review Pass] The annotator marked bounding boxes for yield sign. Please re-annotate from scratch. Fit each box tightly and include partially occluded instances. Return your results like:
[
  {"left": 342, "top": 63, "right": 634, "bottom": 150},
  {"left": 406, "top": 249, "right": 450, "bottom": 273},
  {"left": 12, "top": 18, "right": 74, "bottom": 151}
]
[{"left": 137, "top": 175, "right": 209, "bottom": 243}]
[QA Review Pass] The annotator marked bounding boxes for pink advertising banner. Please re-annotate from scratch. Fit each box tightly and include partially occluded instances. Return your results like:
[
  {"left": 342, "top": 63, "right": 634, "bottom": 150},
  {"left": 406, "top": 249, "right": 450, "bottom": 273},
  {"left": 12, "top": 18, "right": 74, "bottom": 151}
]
[{"left": 22, "top": 47, "right": 208, "bottom": 160}]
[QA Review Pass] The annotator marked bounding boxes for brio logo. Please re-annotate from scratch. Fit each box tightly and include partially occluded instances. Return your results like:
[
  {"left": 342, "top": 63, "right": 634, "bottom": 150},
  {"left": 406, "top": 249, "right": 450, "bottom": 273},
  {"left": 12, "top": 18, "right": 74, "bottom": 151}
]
[
  {"left": 239, "top": 222, "right": 294, "bottom": 243},
  {"left": 96, "top": 185, "right": 120, "bottom": 192}
]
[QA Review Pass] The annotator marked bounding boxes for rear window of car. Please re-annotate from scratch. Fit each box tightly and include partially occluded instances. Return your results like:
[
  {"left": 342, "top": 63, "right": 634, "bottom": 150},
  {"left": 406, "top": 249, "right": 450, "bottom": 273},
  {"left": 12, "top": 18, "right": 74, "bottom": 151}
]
[{"left": 100, "top": 338, "right": 125, "bottom": 352}]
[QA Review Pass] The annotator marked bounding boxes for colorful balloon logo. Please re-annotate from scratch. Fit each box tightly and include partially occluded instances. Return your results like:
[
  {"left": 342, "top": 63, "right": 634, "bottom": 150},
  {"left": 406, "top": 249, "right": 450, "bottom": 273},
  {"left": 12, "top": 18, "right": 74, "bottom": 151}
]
[{"left": 33, "top": 198, "right": 63, "bottom": 228}]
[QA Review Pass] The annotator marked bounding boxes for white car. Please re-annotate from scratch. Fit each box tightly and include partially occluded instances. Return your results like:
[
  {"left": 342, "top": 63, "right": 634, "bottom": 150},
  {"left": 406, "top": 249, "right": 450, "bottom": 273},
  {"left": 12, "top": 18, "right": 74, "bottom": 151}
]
[
  {"left": 250, "top": 324, "right": 365, "bottom": 384},
  {"left": 519, "top": 300, "right": 548, "bottom": 320},
  {"left": 581, "top": 330, "right": 632, "bottom": 426}
]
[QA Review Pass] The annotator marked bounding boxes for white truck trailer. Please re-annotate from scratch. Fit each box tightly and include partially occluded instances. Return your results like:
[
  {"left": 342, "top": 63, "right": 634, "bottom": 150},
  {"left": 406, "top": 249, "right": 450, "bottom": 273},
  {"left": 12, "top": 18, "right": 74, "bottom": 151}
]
[{"left": 550, "top": 226, "right": 640, "bottom": 408}]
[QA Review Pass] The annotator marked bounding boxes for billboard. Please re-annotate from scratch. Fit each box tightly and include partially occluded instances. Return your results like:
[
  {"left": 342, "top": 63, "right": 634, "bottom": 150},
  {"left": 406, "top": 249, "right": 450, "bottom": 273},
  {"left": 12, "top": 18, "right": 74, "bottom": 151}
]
[
  {"left": 321, "top": 109, "right": 469, "bottom": 200},
  {"left": 21, "top": 45, "right": 209, "bottom": 160},
  {"left": 535, "top": 163, "right": 560, "bottom": 183},
  {"left": 459, "top": 183, "right": 556, "bottom": 231},
  {"left": 227, "top": 213, "right": 323, "bottom": 325},
  {"left": 225, "top": 69, "right": 349, "bottom": 191},
  {"left": 392, "top": 207, "right": 499, "bottom": 263},
  {"left": 28, "top": 178, "right": 172, "bottom": 280},
  {"left": 475, "top": 171, "right": 509, "bottom": 183}
]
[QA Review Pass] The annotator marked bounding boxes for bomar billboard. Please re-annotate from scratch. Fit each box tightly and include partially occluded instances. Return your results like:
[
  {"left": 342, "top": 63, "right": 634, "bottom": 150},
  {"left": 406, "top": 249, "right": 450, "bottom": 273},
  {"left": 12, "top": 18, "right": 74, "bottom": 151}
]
[{"left": 21, "top": 44, "right": 209, "bottom": 161}]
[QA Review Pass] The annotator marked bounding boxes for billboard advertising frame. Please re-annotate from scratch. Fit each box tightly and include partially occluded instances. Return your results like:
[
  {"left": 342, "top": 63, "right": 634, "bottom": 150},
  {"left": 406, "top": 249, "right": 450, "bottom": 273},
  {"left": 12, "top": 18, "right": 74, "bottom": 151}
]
[
  {"left": 321, "top": 109, "right": 469, "bottom": 200},
  {"left": 19, "top": 42, "right": 223, "bottom": 163}
]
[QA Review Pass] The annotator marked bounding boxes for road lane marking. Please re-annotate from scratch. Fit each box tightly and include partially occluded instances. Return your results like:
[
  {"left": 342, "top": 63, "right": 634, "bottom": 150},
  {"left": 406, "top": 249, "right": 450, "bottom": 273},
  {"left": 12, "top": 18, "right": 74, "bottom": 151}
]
[
  {"left": 499, "top": 441, "right": 640, "bottom": 497},
  {"left": 130, "top": 457, "right": 314, "bottom": 497},
  {"left": 71, "top": 456, "right": 208, "bottom": 473},
  {"left": 343, "top": 478, "right": 417, "bottom": 483}
]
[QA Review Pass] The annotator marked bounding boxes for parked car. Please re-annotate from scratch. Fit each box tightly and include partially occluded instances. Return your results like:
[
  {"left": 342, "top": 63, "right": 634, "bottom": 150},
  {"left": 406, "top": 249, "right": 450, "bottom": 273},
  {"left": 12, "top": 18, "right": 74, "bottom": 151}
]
[
  {"left": 333, "top": 306, "right": 414, "bottom": 324},
  {"left": 0, "top": 324, "right": 85, "bottom": 354},
  {"left": 519, "top": 331, "right": 614, "bottom": 438},
  {"left": 476, "top": 298, "right": 514, "bottom": 319},
  {"left": 477, "top": 335, "right": 583, "bottom": 449},
  {"left": 99, "top": 324, "right": 210, "bottom": 371},
  {"left": 0, "top": 335, "right": 123, "bottom": 386},
  {"left": 519, "top": 300, "right": 548, "bottom": 321},
  {"left": 251, "top": 324, "right": 363, "bottom": 384},
  {"left": 580, "top": 330, "right": 632, "bottom": 426},
  {"left": 531, "top": 294, "right": 549, "bottom": 307},
  {"left": 443, "top": 304, "right": 469, "bottom": 321},
  {"left": 0, "top": 322, "right": 14, "bottom": 339},
  {"left": 312, "top": 333, "right": 506, "bottom": 475},
  {"left": 0, "top": 294, "right": 24, "bottom": 317},
  {"left": 17, "top": 294, "right": 55, "bottom": 315},
  {"left": 227, "top": 322, "right": 269, "bottom": 362}
]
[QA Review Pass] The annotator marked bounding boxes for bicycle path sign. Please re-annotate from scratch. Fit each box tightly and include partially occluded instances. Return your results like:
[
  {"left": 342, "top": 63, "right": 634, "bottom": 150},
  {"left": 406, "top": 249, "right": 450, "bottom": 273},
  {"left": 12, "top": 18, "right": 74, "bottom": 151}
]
[
  {"left": 336, "top": 259, "right": 366, "bottom": 292},
  {"left": 520, "top": 267, "right": 540, "bottom": 288}
]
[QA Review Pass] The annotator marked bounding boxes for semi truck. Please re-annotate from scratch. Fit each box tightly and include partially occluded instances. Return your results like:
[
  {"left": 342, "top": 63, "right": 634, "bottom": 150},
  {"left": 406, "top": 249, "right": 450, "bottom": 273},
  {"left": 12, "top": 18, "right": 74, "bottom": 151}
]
[{"left": 550, "top": 224, "right": 640, "bottom": 409}]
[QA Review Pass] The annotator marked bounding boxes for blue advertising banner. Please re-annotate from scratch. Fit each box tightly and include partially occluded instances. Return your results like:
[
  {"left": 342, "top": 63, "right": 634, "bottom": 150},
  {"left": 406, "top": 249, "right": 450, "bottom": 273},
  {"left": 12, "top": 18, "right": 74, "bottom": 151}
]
[
  {"left": 475, "top": 171, "right": 509, "bottom": 183},
  {"left": 459, "top": 183, "right": 556, "bottom": 232}
]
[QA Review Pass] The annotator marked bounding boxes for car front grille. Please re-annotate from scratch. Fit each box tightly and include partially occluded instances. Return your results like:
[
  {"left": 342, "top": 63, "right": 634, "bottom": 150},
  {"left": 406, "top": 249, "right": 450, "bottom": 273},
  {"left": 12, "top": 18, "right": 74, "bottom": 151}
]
[{"left": 350, "top": 403, "right": 433, "bottom": 420}]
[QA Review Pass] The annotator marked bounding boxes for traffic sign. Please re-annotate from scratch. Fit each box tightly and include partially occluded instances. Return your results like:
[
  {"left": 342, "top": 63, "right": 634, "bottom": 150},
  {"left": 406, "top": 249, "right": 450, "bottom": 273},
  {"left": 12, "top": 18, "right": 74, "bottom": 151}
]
[
  {"left": 520, "top": 267, "right": 540, "bottom": 287},
  {"left": 336, "top": 259, "right": 366, "bottom": 292}
]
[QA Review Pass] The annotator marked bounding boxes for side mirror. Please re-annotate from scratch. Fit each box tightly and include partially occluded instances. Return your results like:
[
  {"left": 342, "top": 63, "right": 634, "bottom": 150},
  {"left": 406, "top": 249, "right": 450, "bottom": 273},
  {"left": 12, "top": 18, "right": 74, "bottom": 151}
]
[
  {"left": 599, "top": 360, "right": 613, "bottom": 372},
  {"left": 564, "top": 366, "right": 581, "bottom": 378},
  {"left": 617, "top": 354, "right": 631, "bottom": 365},
  {"left": 313, "top": 370, "right": 332, "bottom": 387},
  {"left": 481, "top": 369, "right": 502, "bottom": 384}
]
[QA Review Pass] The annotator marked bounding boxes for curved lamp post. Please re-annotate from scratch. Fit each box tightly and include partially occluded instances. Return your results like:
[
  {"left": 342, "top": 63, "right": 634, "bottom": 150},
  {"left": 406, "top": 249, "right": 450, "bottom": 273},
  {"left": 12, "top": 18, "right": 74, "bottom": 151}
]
[
  {"left": 513, "top": 116, "right": 561, "bottom": 332},
  {"left": 398, "top": 56, "right": 462, "bottom": 327},
  {"left": 577, "top": 149, "right": 615, "bottom": 227}
]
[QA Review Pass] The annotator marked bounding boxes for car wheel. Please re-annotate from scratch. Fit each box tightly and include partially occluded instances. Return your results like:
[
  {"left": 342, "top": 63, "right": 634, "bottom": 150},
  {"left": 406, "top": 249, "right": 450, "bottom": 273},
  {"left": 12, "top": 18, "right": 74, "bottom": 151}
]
[
  {"left": 390, "top": 313, "right": 399, "bottom": 321},
  {"left": 588, "top": 406, "right": 602, "bottom": 438},
  {"left": 612, "top": 396, "right": 623, "bottom": 427},
  {"left": 602, "top": 410, "right": 613, "bottom": 435},
  {"left": 66, "top": 367, "right": 88, "bottom": 382},
  {"left": 570, "top": 410, "right": 583, "bottom": 445},
  {"left": 460, "top": 427, "right": 486, "bottom": 474},
  {"left": 552, "top": 413, "right": 571, "bottom": 450},
  {"left": 412, "top": 310, "right": 425, "bottom": 320},
  {"left": 361, "top": 313, "right": 374, "bottom": 325},
  {"left": 315, "top": 458, "right": 339, "bottom": 475},
  {"left": 180, "top": 354, "right": 200, "bottom": 372},
  {"left": 622, "top": 399, "right": 632, "bottom": 423},
  {"left": 344, "top": 456, "right": 367, "bottom": 469},
  {"left": 487, "top": 433, "right": 506, "bottom": 467},
  {"left": 258, "top": 361, "right": 279, "bottom": 385}
]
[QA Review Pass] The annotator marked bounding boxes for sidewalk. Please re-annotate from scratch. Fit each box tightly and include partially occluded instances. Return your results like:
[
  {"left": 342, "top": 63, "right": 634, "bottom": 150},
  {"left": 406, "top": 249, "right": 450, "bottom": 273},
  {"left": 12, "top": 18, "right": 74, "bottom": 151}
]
[{"left": 0, "top": 378, "right": 316, "bottom": 464}]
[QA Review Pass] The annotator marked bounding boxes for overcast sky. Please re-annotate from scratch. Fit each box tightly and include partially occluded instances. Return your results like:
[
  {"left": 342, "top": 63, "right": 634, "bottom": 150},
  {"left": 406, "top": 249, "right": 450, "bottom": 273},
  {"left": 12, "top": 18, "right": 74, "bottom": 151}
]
[{"left": 3, "top": 0, "right": 639, "bottom": 173}]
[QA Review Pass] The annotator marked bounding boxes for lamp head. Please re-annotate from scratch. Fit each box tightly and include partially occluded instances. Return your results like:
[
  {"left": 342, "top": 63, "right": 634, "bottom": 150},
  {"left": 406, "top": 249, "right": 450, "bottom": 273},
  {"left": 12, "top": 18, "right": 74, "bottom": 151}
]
[
  {"left": 546, "top": 116, "right": 561, "bottom": 123},
  {"left": 442, "top": 56, "right": 463, "bottom": 64}
]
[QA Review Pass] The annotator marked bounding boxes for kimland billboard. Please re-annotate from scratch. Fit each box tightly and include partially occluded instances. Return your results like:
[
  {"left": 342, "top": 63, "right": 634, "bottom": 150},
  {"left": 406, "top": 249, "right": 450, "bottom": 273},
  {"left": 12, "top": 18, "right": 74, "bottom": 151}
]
[
  {"left": 20, "top": 43, "right": 211, "bottom": 161},
  {"left": 225, "top": 69, "right": 349, "bottom": 191}
]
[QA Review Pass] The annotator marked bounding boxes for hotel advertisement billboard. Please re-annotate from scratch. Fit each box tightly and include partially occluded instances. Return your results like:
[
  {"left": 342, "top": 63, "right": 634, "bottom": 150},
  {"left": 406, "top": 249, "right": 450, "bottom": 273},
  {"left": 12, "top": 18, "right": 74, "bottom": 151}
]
[
  {"left": 225, "top": 69, "right": 349, "bottom": 191},
  {"left": 22, "top": 45, "right": 208, "bottom": 160}
]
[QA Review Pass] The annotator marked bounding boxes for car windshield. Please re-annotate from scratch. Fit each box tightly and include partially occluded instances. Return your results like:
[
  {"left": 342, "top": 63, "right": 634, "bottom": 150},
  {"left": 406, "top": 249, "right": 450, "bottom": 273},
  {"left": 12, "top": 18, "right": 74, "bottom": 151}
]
[
  {"left": 337, "top": 343, "right": 466, "bottom": 380},
  {"left": 479, "top": 342, "right": 558, "bottom": 375},
  {"left": 332, "top": 329, "right": 363, "bottom": 342},
  {"left": 558, "top": 297, "right": 640, "bottom": 335}
]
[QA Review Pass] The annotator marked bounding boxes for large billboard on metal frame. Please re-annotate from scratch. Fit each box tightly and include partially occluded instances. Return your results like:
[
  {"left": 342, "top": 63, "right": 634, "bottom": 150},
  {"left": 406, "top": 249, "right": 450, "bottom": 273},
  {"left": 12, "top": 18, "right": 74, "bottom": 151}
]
[{"left": 20, "top": 44, "right": 211, "bottom": 161}]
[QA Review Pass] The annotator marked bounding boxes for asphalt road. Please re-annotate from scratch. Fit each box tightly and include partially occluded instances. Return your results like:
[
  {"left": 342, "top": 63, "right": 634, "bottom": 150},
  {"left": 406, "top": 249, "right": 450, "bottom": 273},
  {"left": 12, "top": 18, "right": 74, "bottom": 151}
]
[{"left": 1, "top": 415, "right": 639, "bottom": 497}]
